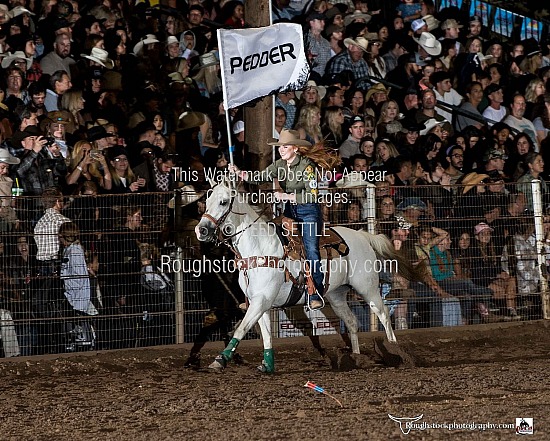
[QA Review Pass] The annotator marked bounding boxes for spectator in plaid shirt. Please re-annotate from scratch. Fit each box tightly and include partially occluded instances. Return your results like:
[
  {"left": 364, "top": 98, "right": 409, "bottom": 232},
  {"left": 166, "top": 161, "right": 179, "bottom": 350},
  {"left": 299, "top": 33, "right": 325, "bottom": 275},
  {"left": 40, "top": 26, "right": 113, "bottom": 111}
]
[
  {"left": 326, "top": 36, "right": 370, "bottom": 90},
  {"left": 305, "top": 12, "right": 332, "bottom": 80}
]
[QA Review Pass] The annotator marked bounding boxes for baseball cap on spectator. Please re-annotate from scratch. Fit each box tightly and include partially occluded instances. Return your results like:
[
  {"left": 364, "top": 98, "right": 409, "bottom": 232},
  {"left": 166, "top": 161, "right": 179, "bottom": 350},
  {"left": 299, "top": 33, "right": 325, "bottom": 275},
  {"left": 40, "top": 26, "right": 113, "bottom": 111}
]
[
  {"left": 232, "top": 120, "right": 244, "bottom": 134},
  {"left": 397, "top": 197, "right": 427, "bottom": 211},
  {"left": 306, "top": 11, "right": 325, "bottom": 22},
  {"left": 446, "top": 145, "right": 462, "bottom": 156},
  {"left": 411, "top": 19, "right": 426, "bottom": 33},
  {"left": 343, "top": 10, "right": 372, "bottom": 27},
  {"left": 324, "top": 24, "right": 343, "bottom": 38},
  {"left": 524, "top": 38, "right": 541, "bottom": 57},
  {"left": 325, "top": 4, "right": 347, "bottom": 20},
  {"left": 349, "top": 115, "right": 363, "bottom": 125},
  {"left": 87, "top": 125, "right": 109, "bottom": 142},
  {"left": 89, "top": 68, "right": 104, "bottom": 80},
  {"left": 483, "top": 149, "right": 505, "bottom": 161},
  {"left": 166, "top": 36, "right": 179, "bottom": 47},
  {"left": 484, "top": 83, "right": 503, "bottom": 96},
  {"left": 470, "top": 15, "right": 482, "bottom": 24},
  {"left": 440, "top": 19, "right": 463, "bottom": 30},
  {"left": 474, "top": 222, "right": 493, "bottom": 235}
]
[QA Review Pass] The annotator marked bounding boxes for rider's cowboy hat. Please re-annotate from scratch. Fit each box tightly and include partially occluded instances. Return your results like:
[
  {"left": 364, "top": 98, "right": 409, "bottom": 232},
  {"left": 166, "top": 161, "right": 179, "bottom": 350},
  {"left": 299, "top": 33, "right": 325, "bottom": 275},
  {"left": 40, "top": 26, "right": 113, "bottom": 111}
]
[
  {"left": 80, "top": 47, "right": 114, "bottom": 69},
  {"left": 168, "top": 185, "right": 205, "bottom": 208},
  {"left": 413, "top": 32, "right": 442, "bottom": 56},
  {"left": 267, "top": 129, "right": 312, "bottom": 147},
  {"left": 343, "top": 36, "right": 369, "bottom": 52},
  {"left": 295, "top": 80, "right": 327, "bottom": 100}
]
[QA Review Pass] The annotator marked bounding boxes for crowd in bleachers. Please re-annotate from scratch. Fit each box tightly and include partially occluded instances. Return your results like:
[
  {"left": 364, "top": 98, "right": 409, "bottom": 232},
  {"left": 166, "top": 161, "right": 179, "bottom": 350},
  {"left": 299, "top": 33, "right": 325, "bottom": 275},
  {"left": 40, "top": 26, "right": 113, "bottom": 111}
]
[{"left": 0, "top": 0, "right": 549, "bottom": 355}]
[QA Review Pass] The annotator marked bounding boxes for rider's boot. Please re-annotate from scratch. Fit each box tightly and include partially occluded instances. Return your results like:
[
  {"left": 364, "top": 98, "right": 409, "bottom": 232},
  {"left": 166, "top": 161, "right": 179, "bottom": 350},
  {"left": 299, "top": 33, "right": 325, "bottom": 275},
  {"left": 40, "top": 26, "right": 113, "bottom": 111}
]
[{"left": 308, "top": 291, "right": 325, "bottom": 311}]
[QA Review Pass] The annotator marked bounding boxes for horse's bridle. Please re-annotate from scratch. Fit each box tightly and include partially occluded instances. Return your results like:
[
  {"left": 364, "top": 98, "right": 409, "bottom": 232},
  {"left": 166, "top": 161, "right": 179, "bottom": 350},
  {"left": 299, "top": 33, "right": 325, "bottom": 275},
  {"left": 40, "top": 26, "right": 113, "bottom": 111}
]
[{"left": 200, "top": 187, "right": 268, "bottom": 248}]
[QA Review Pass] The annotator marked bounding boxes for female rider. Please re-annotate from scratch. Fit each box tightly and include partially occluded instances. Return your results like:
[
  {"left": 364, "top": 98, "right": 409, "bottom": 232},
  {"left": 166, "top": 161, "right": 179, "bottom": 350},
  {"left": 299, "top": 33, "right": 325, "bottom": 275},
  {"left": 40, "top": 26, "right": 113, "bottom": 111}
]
[{"left": 230, "top": 129, "right": 340, "bottom": 310}]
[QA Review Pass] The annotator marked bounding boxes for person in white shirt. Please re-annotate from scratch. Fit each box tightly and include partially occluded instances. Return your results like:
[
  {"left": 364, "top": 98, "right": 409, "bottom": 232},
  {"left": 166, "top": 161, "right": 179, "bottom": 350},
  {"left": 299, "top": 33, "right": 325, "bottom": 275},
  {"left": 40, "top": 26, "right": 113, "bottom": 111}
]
[
  {"left": 482, "top": 83, "right": 507, "bottom": 127},
  {"left": 430, "top": 71, "right": 463, "bottom": 124}
]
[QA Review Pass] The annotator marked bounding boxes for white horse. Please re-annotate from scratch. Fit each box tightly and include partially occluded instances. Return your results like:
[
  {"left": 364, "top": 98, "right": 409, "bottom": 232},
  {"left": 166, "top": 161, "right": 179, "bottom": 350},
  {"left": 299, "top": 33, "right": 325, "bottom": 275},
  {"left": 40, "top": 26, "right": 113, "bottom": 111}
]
[{"left": 195, "top": 180, "right": 417, "bottom": 372}]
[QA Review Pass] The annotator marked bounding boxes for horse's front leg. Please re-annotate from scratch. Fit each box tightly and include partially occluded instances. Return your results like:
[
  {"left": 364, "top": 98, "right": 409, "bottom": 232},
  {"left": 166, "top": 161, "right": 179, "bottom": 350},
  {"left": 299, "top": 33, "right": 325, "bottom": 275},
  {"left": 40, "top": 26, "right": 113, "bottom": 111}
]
[
  {"left": 257, "top": 311, "right": 274, "bottom": 373},
  {"left": 209, "top": 297, "right": 271, "bottom": 371}
]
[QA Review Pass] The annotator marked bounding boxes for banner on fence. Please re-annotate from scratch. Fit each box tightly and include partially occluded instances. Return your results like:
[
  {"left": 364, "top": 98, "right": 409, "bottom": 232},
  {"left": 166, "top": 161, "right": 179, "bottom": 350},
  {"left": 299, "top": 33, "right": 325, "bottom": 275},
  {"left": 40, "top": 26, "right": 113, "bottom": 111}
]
[{"left": 217, "top": 23, "right": 310, "bottom": 109}]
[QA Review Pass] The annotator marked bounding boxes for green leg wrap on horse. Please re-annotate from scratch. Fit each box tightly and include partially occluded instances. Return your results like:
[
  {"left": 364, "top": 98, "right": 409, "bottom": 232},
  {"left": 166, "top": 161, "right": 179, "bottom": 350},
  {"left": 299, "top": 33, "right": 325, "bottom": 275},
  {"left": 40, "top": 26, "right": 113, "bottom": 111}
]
[
  {"left": 221, "top": 337, "right": 240, "bottom": 361},
  {"left": 263, "top": 349, "right": 275, "bottom": 373}
]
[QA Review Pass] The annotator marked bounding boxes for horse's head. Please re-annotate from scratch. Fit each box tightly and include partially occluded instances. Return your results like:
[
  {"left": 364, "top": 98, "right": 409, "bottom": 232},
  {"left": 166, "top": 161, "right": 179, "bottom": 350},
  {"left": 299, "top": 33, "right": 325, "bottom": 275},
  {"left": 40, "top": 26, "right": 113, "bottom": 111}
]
[{"left": 195, "top": 178, "right": 236, "bottom": 242}]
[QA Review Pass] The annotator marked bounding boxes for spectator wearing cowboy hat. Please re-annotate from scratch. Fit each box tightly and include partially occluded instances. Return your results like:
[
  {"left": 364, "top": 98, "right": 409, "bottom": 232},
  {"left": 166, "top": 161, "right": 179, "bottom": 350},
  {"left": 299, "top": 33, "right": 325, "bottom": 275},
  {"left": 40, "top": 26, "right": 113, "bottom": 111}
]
[
  {"left": 15, "top": 124, "right": 67, "bottom": 195},
  {"left": 326, "top": 36, "right": 370, "bottom": 90}
]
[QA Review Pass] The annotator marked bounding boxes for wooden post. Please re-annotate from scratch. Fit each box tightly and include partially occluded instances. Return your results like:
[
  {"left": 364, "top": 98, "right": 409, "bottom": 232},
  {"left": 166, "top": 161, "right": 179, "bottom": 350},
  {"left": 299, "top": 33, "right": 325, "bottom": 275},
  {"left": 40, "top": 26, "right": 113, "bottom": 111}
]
[{"left": 244, "top": 0, "right": 272, "bottom": 171}]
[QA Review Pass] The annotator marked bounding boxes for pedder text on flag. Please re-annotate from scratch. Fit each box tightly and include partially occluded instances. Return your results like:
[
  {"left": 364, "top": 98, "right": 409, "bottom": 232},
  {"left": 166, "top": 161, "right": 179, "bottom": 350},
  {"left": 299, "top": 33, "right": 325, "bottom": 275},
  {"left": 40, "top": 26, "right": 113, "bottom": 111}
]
[{"left": 229, "top": 43, "right": 296, "bottom": 74}]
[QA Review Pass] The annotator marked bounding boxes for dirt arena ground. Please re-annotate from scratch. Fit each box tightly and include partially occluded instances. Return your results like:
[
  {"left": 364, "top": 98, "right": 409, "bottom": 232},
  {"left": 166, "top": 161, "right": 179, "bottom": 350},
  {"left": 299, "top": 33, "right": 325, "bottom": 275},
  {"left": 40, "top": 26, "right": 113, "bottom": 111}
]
[{"left": 0, "top": 320, "right": 548, "bottom": 441}]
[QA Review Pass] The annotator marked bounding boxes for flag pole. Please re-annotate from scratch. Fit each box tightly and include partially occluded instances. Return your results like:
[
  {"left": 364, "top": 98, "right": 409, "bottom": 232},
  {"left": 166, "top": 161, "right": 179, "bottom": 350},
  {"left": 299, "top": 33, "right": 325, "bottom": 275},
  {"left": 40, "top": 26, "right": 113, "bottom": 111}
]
[{"left": 217, "top": 29, "right": 236, "bottom": 179}]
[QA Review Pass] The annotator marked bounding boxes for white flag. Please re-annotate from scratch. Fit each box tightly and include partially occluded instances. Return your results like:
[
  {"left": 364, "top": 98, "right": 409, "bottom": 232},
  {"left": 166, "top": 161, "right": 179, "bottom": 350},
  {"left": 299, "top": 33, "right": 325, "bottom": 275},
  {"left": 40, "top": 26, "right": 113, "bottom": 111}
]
[{"left": 218, "top": 23, "right": 310, "bottom": 109}]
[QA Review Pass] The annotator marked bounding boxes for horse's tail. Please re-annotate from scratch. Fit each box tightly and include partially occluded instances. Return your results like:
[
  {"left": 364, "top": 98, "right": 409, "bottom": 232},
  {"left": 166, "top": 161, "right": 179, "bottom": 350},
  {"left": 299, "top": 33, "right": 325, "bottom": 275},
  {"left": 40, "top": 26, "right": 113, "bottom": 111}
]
[{"left": 359, "top": 231, "right": 422, "bottom": 282}]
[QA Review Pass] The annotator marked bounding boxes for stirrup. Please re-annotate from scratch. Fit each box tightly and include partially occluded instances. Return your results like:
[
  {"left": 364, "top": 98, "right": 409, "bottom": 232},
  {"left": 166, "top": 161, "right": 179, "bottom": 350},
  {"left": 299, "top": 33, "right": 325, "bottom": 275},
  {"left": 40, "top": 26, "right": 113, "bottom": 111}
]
[{"left": 306, "top": 293, "right": 325, "bottom": 311}]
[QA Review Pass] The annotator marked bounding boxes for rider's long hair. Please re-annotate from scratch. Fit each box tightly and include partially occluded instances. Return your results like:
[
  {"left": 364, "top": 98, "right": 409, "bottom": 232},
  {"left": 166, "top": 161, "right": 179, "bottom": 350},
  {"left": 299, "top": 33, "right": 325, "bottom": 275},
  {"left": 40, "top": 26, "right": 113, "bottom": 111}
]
[{"left": 297, "top": 142, "right": 342, "bottom": 171}]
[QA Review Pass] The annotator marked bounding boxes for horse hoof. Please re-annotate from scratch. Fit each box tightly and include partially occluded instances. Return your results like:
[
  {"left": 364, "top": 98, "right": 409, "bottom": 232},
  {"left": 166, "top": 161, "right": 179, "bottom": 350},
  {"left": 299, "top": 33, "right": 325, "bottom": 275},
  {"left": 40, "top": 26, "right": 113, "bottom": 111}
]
[
  {"left": 208, "top": 355, "right": 227, "bottom": 371},
  {"left": 256, "top": 360, "right": 274, "bottom": 374}
]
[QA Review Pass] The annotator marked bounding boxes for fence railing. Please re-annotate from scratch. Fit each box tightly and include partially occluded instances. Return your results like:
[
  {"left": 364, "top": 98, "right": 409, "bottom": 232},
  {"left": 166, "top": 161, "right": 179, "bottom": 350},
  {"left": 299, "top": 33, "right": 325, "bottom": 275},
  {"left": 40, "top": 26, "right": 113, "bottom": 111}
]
[{"left": 0, "top": 181, "right": 548, "bottom": 358}]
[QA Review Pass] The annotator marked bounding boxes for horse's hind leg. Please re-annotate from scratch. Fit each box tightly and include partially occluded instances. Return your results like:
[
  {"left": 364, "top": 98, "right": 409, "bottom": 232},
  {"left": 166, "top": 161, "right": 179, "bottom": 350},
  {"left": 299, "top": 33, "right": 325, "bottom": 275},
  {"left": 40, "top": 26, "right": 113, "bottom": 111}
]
[
  {"left": 358, "top": 288, "right": 396, "bottom": 343},
  {"left": 257, "top": 311, "right": 275, "bottom": 373},
  {"left": 327, "top": 288, "right": 361, "bottom": 354}
]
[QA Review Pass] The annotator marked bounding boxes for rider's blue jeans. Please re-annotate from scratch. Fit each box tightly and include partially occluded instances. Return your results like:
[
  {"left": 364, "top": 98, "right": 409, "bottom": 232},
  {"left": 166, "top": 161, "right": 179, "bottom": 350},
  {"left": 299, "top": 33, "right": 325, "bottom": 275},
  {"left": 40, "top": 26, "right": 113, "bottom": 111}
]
[{"left": 285, "top": 202, "right": 324, "bottom": 294}]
